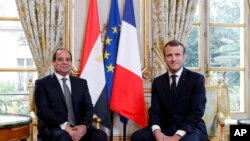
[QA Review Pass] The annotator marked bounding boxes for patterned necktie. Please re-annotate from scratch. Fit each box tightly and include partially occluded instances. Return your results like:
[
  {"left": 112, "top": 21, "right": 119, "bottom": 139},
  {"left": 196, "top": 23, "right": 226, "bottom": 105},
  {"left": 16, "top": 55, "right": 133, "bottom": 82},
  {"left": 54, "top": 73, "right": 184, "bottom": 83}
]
[
  {"left": 62, "top": 78, "right": 76, "bottom": 125},
  {"left": 170, "top": 75, "right": 177, "bottom": 95}
]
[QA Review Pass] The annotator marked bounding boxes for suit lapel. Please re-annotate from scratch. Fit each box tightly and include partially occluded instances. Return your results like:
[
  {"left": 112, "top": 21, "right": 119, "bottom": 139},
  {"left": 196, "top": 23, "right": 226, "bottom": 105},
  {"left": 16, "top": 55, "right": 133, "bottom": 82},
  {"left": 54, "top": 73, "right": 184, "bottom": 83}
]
[
  {"left": 175, "top": 68, "right": 188, "bottom": 102},
  {"left": 51, "top": 74, "right": 68, "bottom": 108},
  {"left": 69, "top": 76, "right": 77, "bottom": 111},
  {"left": 164, "top": 72, "right": 175, "bottom": 110}
]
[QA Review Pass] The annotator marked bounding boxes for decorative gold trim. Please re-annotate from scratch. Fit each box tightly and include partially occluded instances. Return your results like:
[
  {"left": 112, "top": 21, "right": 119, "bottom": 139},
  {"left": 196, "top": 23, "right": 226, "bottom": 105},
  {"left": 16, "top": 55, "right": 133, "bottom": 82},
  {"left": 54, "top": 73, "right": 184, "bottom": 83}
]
[
  {"left": 144, "top": 88, "right": 151, "bottom": 93},
  {"left": 65, "top": 0, "right": 71, "bottom": 50},
  {"left": 108, "top": 136, "right": 130, "bottom": 141},
  {"left": 142, "top": 0, "right": 152, "bottom": 82},
  {"left": 153, "top": 46, "right": 166, "bottom": 65}
]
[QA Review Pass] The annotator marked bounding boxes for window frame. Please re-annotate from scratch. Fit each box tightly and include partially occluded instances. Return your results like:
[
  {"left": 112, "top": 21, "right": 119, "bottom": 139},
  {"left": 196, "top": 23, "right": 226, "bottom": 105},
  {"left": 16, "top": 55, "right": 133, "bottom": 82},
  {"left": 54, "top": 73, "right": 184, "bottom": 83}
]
[
  {"left": 194, "top": 0, "right": 249, "bottom": 118},
  {"left": 0, "top": 1, "right": 37, "bottom": 113}
]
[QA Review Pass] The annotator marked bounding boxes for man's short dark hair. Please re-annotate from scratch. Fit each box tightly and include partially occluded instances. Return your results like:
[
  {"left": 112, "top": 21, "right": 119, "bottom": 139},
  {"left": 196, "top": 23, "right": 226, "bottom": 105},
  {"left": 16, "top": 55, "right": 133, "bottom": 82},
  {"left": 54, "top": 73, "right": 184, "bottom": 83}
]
[
  {"left": 52, "top": 48, "right": 72, "bottom": 62},
  {"left": 163, "top": 39, "right": 186, "bottom": 56}
]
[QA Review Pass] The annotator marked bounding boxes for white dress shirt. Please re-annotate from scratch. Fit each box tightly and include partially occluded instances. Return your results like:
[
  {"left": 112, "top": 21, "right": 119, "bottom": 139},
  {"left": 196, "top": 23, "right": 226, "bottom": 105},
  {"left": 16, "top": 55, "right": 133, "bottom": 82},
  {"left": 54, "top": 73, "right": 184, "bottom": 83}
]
[{"left": 54, "top": 72, "right": 72, "bottom": 129}]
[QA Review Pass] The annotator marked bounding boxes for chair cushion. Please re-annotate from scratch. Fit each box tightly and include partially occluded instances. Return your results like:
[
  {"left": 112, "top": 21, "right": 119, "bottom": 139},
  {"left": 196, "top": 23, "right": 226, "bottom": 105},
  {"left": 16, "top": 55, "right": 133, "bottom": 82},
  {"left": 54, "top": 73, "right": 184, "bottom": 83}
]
[{"left": 203, "top": 87, "right": 218, "bottom": 137}]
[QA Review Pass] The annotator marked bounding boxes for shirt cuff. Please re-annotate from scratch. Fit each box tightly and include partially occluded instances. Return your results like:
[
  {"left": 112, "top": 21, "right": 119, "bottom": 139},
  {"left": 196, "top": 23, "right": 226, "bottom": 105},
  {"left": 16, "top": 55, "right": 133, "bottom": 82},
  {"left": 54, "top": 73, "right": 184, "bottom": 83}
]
[
  {"left": 60, "top": 122, "right": 68, "bottom": 130},
  {"left": 175, "top": 130, "right": 186, "bottom": 137},
  {"left": 151, "top": 125, "right": 161, "bottom": 133}
]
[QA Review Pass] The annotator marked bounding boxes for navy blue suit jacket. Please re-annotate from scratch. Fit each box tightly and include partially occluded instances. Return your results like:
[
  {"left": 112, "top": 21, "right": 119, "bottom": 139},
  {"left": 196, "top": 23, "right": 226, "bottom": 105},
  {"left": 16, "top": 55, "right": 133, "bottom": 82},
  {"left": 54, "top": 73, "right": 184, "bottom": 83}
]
[
  {"left": 34, "top": 74, "right": 93, "bottom": 131},
  {"left": 149, "top": 68, "right": 208, "bottom": 139}
]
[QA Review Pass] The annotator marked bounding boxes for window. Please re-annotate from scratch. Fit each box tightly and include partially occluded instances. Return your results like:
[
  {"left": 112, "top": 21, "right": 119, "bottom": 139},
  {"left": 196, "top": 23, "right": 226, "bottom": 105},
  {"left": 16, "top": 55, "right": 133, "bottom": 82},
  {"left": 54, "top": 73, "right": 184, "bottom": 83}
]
[
  {"left": 208, "top": 0, "right": 245, "bottom": 113},
  {"left": 186, "top": 0, "right": 247, "bottom": 114},
  {"left": 16, "top": 58, "right": 35, "bottom": 92},
  {"left": 0, "top": 0, "right": 37, "bottom": 114},
  {"left": 185, "top": 2, "right": 200, "bottom": 68}
]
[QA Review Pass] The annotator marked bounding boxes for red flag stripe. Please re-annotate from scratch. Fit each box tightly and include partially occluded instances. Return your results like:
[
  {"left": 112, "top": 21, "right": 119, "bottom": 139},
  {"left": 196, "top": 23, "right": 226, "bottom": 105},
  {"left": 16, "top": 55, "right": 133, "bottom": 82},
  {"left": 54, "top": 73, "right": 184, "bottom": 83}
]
[
  {"left": 79, "top": 0, "right": 100, "bottom": 73},
  {"left": 110, "top": 65, "right": 147, "bottom": 127}
]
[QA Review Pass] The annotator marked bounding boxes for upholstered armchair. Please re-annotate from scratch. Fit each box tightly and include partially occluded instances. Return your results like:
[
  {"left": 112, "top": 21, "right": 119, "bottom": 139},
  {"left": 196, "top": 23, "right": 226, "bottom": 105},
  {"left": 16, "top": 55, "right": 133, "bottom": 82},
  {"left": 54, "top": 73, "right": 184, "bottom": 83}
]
[
  {"left": 28, "top": 72, "right": 101, "bottom": 141},
  {"left": 203, "top": 83, "right": 230, "bottom": 141}
]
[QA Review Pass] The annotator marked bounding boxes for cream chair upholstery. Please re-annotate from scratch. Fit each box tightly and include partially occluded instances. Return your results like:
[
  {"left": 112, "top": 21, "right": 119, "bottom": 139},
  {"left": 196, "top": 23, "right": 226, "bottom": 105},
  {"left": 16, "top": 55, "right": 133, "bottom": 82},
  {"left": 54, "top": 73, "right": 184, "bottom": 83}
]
[{"left": 203, "top": 83, "right": 229, "bottom": 141}]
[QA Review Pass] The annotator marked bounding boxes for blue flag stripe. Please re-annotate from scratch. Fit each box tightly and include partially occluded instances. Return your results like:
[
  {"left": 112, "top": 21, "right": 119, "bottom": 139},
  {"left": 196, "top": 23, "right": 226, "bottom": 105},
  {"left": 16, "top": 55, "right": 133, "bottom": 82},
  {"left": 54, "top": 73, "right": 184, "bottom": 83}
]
[{"left": 123, "top": 0, "right": 136, "bottom": 27}]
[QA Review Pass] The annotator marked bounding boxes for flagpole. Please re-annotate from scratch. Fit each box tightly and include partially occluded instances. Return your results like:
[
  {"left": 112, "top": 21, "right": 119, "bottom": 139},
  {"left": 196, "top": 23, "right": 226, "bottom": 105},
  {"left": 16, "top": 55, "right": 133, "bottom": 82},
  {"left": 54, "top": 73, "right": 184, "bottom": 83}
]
[
  {"left": 110, "top": 0, "right": 148, "bottom": 132},
  {"left": 123, "top": 122, "right": 126, "bottom": 141},
  {"left": 110, "top": 111, "right": 114, "bottom": 141},
  {"left": 103, "top": 0, "right": 121, "bottom": 140}
]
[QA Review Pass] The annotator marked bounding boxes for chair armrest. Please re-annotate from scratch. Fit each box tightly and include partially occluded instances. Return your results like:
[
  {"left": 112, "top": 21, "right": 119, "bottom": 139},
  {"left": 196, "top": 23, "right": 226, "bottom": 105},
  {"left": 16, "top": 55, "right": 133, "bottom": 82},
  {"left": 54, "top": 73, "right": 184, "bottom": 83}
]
[
  {"left": 30, "top": 111, "right": 37, "bottom": 120},
  {"left": 30, "top": 111, "right": 38, "bottom": 125},
  {"left": 93, "top": 114, "right": 101, "bottom": 129},
  {"left": 217, "top": 112, "right": 225, "bottom": 127}
]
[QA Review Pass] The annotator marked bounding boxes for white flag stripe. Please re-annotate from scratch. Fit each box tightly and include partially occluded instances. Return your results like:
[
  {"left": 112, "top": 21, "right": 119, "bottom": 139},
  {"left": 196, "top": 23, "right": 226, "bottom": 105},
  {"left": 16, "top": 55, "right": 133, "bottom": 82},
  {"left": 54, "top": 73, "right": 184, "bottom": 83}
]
[
  {"left": 80, "top": 35, "right": 105, "bottom": 105},
  {"left": 116, "top": 21, "right": 142, "bottom": 78}
]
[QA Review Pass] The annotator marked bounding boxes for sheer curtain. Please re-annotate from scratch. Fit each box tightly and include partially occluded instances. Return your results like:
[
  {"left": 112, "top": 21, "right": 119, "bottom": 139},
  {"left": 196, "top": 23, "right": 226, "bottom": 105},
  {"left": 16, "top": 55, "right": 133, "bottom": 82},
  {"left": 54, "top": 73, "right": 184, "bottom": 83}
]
[
  {"left": 16, "top": 0, "right": 66, "bottom": 78},
  {"left": 248, "top": 0, "right": 250, "bottom": 14},
  {"left": 151, "top": 0, "right": 198, "bottom": 77}
]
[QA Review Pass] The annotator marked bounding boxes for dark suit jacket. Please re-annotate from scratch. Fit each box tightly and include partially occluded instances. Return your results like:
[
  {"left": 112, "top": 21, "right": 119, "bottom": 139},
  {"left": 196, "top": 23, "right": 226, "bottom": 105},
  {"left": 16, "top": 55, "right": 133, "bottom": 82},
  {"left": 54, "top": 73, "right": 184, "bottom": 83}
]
[
  {"left": 149, "top": 68, "right": 207, "bottom": 138},
  {"left": 34, "top": 74, "right": 93, "bottom": 132}
]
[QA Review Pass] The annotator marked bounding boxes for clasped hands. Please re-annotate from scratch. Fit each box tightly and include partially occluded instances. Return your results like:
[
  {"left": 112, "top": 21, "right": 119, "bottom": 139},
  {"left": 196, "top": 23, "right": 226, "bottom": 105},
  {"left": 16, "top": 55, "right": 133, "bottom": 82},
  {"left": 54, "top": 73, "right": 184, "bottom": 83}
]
[
  {"left": 154, "top": 129, "right": 181, "bottom": 141},
  {"left": 65, "top": 124, "right": 87, "bottom": 141}
]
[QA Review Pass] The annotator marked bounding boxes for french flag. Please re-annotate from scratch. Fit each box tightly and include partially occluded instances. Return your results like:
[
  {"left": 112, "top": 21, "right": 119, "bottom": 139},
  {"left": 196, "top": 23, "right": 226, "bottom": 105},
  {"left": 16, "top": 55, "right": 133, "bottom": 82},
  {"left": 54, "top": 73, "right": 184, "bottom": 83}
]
[{"left": 110, "top": 0, "right": 147, "bottom": 127}]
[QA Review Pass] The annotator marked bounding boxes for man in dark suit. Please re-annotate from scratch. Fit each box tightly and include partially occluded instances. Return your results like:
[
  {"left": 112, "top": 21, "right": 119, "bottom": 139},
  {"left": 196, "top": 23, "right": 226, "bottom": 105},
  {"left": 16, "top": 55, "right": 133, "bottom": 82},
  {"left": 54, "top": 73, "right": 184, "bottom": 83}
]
[
  {"left": 34, "top": 48, "right": 107, "bottom": 141},
  {"left": 131, "top": 40, "right": 208, "bottom": 141}
]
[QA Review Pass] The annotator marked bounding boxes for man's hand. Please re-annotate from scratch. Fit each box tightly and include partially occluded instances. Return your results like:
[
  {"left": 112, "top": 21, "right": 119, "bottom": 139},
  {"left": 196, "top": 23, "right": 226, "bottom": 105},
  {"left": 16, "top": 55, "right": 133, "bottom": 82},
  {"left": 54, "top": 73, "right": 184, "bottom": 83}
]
[
  {"left": 65, "top": 124, "right": 75, "bottom": 139},
  {"left": 154, "top": 130, "right": 181, "bottom": 141},
  {"left": 163, "top": 134, "right": 181, "bottom": 141},
  {"left": 65, "top": 124, "right": 87, "bottom": 141},
  {"left": 153, "top": 129, "right": 167, "bottom": 141},
  {"left": 72, "top": 125, "right": 87, "bottom": 141}
]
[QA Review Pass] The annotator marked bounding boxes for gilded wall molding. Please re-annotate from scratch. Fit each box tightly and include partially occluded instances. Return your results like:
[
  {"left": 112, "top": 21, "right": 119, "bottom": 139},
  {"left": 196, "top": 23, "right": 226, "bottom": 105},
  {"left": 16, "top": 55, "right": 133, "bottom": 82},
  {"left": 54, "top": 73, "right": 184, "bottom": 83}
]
[
  {"left": 65, "top": 0, "right": 71, "bottom": 50},
  {"left": 142, "top": 0, "right": 153, "bottom": 82}
]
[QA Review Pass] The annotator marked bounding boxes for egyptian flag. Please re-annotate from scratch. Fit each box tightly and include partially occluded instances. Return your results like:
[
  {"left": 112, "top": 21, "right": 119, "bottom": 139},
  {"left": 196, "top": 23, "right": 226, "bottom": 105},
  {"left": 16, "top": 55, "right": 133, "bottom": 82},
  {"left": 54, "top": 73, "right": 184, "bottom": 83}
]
[{"left": 79, "top": 0, "right": 111, "bottom": 128}]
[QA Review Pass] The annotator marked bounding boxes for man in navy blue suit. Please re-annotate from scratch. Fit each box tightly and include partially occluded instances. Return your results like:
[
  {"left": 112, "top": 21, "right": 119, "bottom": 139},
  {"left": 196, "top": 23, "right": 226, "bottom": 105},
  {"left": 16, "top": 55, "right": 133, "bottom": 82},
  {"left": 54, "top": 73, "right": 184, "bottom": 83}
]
[
  {"left": 34, "top": 48, "right": 107, "bottom": 141},
  {"left": 131, "top": 40, "right": 208, "bottom": 141}
]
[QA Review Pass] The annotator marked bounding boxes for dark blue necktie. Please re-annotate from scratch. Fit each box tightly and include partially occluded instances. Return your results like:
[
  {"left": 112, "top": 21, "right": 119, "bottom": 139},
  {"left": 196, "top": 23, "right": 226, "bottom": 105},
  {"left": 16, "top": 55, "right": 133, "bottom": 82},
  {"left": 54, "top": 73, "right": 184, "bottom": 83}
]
[{"left": 171, "top": 75, "right": 177, "bottom": 95}]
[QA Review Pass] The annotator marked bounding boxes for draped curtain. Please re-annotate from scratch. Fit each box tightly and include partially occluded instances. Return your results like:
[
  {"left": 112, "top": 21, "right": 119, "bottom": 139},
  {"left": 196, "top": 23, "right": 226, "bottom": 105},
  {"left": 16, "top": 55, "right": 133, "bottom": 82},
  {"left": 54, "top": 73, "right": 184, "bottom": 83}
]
[
  {"left": 16, "top": 0, "right": 66, "bottom": 78},
  {"left": 151, "top": 0, "right": 198, "bottom": 77}
]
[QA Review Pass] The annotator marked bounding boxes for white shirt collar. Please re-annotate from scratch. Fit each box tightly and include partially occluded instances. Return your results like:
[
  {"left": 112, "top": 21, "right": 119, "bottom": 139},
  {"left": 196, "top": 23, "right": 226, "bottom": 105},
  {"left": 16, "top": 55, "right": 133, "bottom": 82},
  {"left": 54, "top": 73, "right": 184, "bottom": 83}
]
[
  {"left": 168, "top": 67, "right": 183, "bottom": 78},
  {"left": 54, "top": 72, "right": 70, "bottom": 81}
]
